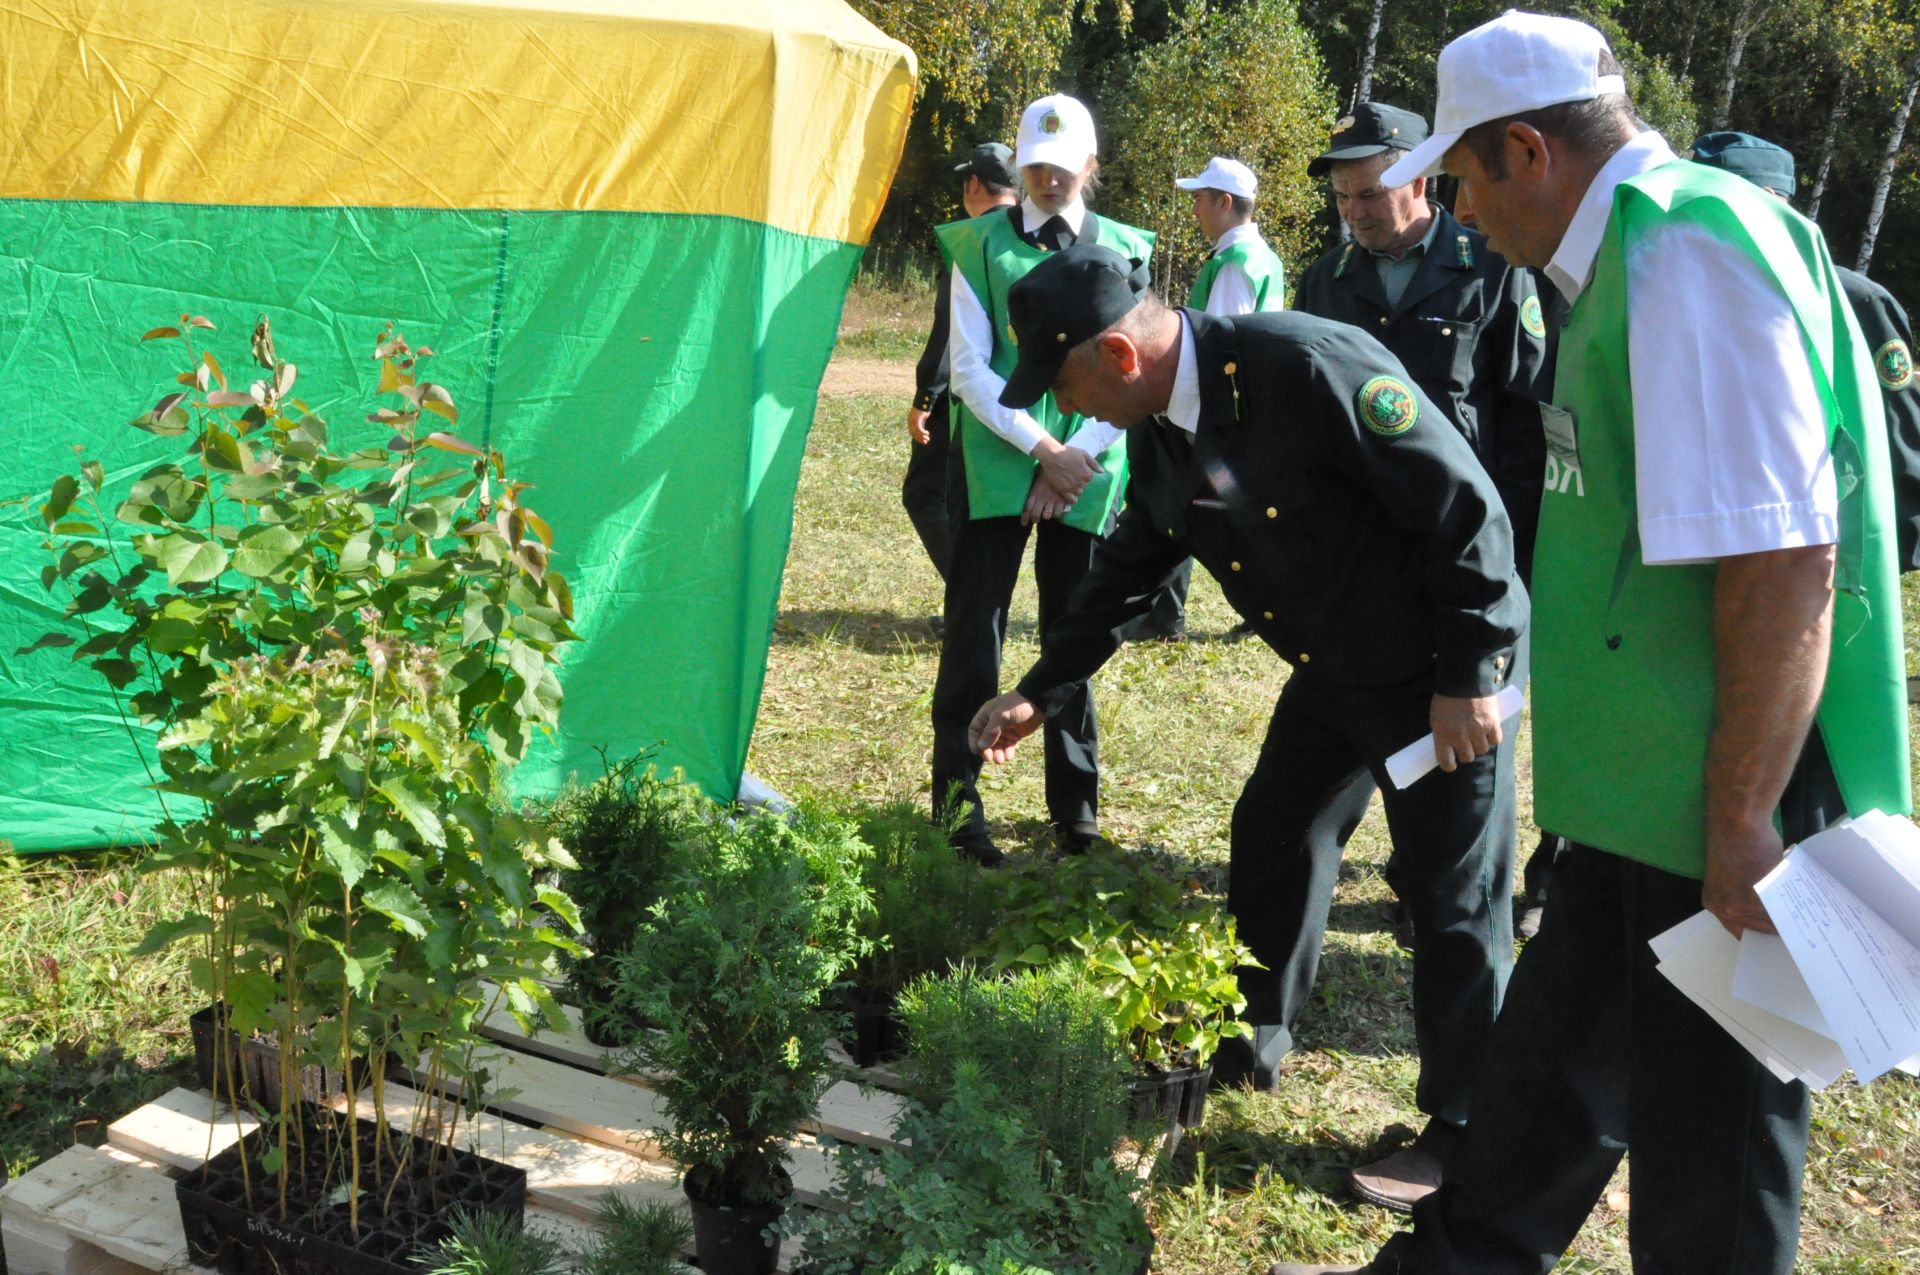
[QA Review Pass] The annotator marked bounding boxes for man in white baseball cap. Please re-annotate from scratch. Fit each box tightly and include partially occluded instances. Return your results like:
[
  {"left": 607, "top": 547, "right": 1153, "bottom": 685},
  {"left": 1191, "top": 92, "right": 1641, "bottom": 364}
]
[{"left": 1269, "top": 9, "right": 1908, "bottom": 1275}]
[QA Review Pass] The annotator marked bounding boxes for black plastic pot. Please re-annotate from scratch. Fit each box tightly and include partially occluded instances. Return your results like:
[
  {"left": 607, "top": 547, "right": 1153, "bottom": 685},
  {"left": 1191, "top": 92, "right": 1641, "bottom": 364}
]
[
  {"left": 189, "top": 1004, "right": 368, "bottom": 1110},
  {"left": 1178, "top": 1062, "right": 1213, "bottom": 1128},
  {"left": 684, "top": 1170, "right": 789, "bottom": 1275},
  {"left": 848, "top": 999, "right": 907, "bottom": 1068},
  {"left": 176, "top": 1102, "right": 526, "bottom": 1275}
]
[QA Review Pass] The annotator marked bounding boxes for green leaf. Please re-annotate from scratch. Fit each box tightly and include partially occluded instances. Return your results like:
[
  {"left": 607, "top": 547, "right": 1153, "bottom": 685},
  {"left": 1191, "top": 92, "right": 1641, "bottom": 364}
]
[
  {"left": 128, "top": 912, "right": 213, "bottom": 956},
  {"left": 233, "top": 523, "right": 301, "bottom": 578},
  {"left": 390, "top": 719, "right": 443, "bottom": 769},
  {"left": 461, "top": 594, "right": 504, "bottom": 646},
  {"left": 376, "top": 777, "right": 445, "bottom": 847},
  {"left": 363, "top": 882, "right": 431, "bottom": 939},
  {"left": 151, "top": 533, "right": 230, "bottom": 586},
  {"left": 41, "top": 474, "right": 78, "bottom": 530},
  {"left": 320, "top": 810, "right": 376, "bottom": 890},
  {"left": 143, "top": 614, "right": 200, "bottom": 655},
  {"left": 534, "top": 885, "right": 583, "bottom": 933},
  {"left": 56, "top": 541, "right": 109, "bottom": 579},
  {"left": 92, "top": 657, "right": 140, "bottom": 688},
  {"left": 121, "top": 466, "right": 201, "bottom": 526},
  {"left": 81, "top": 460, "right": 104, "bottom": 493},
  {"left": 200, "top": 424, "right": 246, "bottom": 472}
]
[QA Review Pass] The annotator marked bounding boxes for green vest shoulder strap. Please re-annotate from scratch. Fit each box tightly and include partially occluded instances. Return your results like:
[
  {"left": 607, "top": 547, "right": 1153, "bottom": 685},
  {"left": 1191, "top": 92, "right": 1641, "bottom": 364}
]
[
  {"left": 931, "top": 210, "right": 1156, "bottom": 532},
  {"left": 1188, "top": 235, "right": 1286, "bottom": 311},
  {"left": 1530, "top": 159, "right": 1910, "bottom": 875}
]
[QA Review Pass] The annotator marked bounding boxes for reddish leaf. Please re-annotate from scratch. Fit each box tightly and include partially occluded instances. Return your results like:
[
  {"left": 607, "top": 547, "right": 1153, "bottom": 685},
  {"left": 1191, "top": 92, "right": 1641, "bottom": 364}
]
[
  {"left": 142, "top": 326, "right": 181, "bottom": 342},
  {"left": 202, "top": 350, "right": 227, "bottom": 390},
  {"left": 205, "top": 390, "right": 256, "bottom": 408},
  {"left": 377, "top": 359, "right": 403, "bottom": 394},
  {"left": 423, "top": 432, "right": 482, "bottom": 457},
  {"left": 184, "top": 315, "right": 216, "bottom": 331},
  {"left": 522, "top": 509, "right": 553, "bottom": 547}
]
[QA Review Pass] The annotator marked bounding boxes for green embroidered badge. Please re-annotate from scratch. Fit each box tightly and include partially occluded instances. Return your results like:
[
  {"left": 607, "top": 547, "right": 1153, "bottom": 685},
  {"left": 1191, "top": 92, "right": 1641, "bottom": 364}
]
[
  {"left": 1876, "top": 339, "right": 1914, "bottom": 391},
  {"left": 1359, "top": 375, "right": 1418, "bottom": 436},
  {"left": 1041, "top": 110, "right": 1062, "bottom": 135},
  {"left": 1520, "top": 294, "right": 1547, "bottom": 339}
]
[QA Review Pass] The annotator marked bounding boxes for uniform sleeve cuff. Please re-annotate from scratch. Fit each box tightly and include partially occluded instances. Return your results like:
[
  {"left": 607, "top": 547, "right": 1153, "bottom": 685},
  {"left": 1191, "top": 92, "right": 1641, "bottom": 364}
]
[
  {"left": 1432, "top": 647, "right": 1514, "bottom": 699},
  {"left": 913, "top": 390, "right": 935, "bottom": 411},
  {"left": 1015, "top": 669, "right": 1081, "bottom": 719}
]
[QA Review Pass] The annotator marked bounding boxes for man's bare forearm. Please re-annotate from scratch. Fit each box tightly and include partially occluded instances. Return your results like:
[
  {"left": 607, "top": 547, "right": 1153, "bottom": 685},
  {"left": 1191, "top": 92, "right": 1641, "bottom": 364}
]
[{"left": 1701, "top": 543, "right": 1835, "bottom": 933}]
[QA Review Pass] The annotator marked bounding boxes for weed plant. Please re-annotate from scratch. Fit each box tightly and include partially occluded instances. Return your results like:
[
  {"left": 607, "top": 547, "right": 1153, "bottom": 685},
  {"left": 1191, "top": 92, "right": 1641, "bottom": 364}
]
[
  {"left": 415, "top": 1207, "right": 566, "bottom": 1274},
  {"left": 575, "top": 1194, "right": 694, "bottom": 1275},
  {"left": 844, "top": 800, "right": 1005, "bottom": 1002}
]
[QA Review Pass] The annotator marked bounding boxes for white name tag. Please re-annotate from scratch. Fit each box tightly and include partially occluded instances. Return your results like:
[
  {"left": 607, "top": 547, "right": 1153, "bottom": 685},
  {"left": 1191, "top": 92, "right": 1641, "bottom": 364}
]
[{"left": 1541, "top": 403, "right": 1580, "bottom": 471}]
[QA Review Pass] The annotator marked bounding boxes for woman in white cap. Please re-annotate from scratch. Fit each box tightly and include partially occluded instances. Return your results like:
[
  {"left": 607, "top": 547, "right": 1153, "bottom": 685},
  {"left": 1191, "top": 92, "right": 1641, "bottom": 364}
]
[{"left": 927, "top": 92, "right": 1156, "bottom": 864}]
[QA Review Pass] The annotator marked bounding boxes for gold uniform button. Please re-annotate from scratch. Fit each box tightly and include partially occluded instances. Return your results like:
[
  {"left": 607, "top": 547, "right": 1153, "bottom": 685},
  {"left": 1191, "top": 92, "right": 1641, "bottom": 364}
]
[
  {"left": 1299, "top": 652, "right": 1311, "bottom": 663},
  {"left": 1495, "top": 655, "right": 1506, "bottom": 670},
  {"left": 1230, "top": 561, "right": 1242, "bottom": 572},
  {"left": 1265, "top": 506, "right": 1278, "bottom": 519},
  {"left": 1441, "top": 326, "right": 1453, "bottom": 336},
  {"left": 1223, "top": 361, "right": 1238, "bottom": 375},
  {"left": 1262, "top": 610, "right": 1274, "bottom": 620},
  {"left": 1378, "top": 316, "right": 1389, "bottom": 327}
]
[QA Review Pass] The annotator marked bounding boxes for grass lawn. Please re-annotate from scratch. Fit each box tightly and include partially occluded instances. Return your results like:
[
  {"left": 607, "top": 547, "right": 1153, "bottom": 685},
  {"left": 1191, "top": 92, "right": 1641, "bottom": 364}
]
[{"left": 1, "top": 280, "right": 1914, "bottom": 1273}]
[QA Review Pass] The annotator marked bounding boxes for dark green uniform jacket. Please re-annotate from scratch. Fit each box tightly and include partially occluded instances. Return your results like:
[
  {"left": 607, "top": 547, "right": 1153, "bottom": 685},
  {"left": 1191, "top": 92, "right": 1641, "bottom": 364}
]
[
  {"left": 1019, "top": 310, "right": 1526, "bottom": 708},
  {"left": 1839, "top": 265, "right": 1920, "bottom": 570},
  {"left": 1292, "top": 205, "right": 1551, "bottom": 518}
]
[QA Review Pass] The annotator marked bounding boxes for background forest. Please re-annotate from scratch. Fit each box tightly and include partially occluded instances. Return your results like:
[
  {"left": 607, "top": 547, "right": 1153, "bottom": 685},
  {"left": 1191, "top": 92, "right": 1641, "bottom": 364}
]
[{"left": 848, "top": 0, "right": 1920, "bottom": 306}]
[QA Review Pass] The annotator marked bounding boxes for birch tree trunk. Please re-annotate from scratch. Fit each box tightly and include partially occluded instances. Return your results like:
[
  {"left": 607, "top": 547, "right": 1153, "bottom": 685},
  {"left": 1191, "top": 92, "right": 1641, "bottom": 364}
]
[
  {"left": 1354, "top": 0, "right": 1386, "bottom": 105},
  {"left": 1712, "top": 0, "right": 1769, "bottom": 131},
  {"left": 1858, "top": 48, "right": 1920, "bottom": 271},
  {"left": 1808, "top": 69, "right": 1853, "bottom": 221}
]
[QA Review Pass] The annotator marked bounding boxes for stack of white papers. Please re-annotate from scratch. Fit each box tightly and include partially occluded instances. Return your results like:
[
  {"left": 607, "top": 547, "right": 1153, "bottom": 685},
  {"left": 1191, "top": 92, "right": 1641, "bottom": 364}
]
[{"left": 1652, "top": 810, "right": 1920, "bottom": 1089}]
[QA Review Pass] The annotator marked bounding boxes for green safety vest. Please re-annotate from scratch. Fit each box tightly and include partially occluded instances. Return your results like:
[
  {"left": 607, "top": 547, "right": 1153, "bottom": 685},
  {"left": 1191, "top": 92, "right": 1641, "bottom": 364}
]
[
  {"left": 1188, "top": 235, "right": 1286, "bottom": 311},
  {"left": 1532, "top": 159, "right": 1911, "bottom": 877},
  {"left": 935, "top": 210, "right": 1156, "bottom": 533}
]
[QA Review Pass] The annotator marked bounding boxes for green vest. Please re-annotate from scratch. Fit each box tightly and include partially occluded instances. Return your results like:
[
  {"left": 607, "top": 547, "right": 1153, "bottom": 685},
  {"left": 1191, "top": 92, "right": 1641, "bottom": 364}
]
[
  {"left": 935, "top": 210, "right": 1155, "bottom": 532},
  {"left": 1532, "top": 160, "right": 1911, "bottom": 877},
  {"left": 1188, "top": 235, "right": 1286, "bottom": 311}
]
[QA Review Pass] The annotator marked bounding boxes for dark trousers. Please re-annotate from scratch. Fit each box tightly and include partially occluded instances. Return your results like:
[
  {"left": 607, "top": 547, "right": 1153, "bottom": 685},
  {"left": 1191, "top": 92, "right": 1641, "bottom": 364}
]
[
  {"left": 1125, "top": 557, "right": 1192, "bottom": 640},
  {"left": 1217, "top": 665, "right": 1518, "bottom": 1136},
  {"left": 903, "top": 393, "right": 960, "bottom": 580},
  {"left": 1375, "top": 734, "right": 1844, "bottom": 1274},
  {"left": 929, "top": 511, "right": 1101, "bottom": 843}
]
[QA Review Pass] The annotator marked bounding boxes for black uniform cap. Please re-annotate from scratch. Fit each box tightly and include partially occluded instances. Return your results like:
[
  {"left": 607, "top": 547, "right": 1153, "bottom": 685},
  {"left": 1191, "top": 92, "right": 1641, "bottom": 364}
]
[
  {"left": 999, "top": 244, "right": 1152, "bottom": 410},
  {"left": 1308, "top": 102, "right": 1431, "bottom": 177},
  {"left": 1688, "top": 131, "right": 1796, "bottom": 196},
  {"left": 954, "top": 142, "right": 1017, "bottom": 188}
]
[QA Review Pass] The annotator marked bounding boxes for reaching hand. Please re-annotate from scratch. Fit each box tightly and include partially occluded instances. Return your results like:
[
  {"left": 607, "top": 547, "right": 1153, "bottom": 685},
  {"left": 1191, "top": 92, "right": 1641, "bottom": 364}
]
[
  {"left": 969, "top": 691, "right": 1046, "bottom": 763},
  {"left": 1032, "top": 437, "right": 1101, "bottom": 499},
  {"left": 908, "top": 407, "right": 932, "bottom": 445},
  {"left": 1023, "top": 472, "right": 1077, "bottom": 525},
  {"left": 1429, "top": 693, "right": 1503, "bottom": 772}
]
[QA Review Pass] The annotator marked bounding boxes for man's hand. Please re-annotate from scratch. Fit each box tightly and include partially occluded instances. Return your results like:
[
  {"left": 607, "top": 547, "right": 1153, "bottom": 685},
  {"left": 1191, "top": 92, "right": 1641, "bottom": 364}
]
[
  {"left": 969, "top": 691, "right": 1047, "bottom": 763},
  {"left": 908, "top": 407, "right": 932, "bottom": 445},
  {"left": 1702, "top": 818, "right": 1784, "bottom": 937},
  {"left": 1430, "top": 693, "right": 1504, "bottom": 772},
  {"left": 1032, "top": 436, "right": 1101, "bottom": 499},
  {"left": 1023, "top": 472, "right": 1078, "bottom": 525}
]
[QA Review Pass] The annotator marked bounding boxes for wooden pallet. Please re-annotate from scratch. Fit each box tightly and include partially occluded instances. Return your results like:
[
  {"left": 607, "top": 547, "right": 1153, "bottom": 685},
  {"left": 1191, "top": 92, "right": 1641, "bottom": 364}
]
[{"left": 0, "top": 993, "right": 912, "bottom": 1275}]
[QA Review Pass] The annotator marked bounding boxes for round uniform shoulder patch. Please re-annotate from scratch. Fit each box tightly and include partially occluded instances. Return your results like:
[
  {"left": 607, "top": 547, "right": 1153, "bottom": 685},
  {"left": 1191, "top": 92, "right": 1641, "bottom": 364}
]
[
  {"left": 1359, "top": 375, "right": 1418, "bottom": 436},
  {"left": 1520, "top": 294, "right": 1547, "bottom": 339},
  {"left": 1876, "top": 338, "right": 1914, "bottom": 391}
]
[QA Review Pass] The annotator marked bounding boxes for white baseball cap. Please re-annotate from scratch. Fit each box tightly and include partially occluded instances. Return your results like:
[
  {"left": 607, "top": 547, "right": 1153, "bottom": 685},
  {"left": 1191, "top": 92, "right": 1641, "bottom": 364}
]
[
  {"left": 1174, "top": 157, "right": 1258, "bottom": 199},
  {"left": 1382, "top": 10, "right": 1626, "bottom": 187},
  {"left": 1015, "top": 94, "right": 1097, "bottom": 173}
]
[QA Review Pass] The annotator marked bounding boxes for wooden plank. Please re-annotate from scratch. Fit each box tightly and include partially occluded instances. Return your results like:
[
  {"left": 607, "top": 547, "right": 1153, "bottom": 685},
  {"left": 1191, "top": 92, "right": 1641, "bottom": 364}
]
[
  {"left": 475, "top": 986, "right": 907, "bottom": 1151},
  {"left": 406, "top": 1046, "right": 836, "bottom": 1206},
  {"left": 0, "top": 1147, "right": 203, "bottom": 1273},
  {"left": 106, "top": 1091, "right": 255, "bottom": 1176},
  {"left": 347, "top": 1084, "right": 680, "bottom": 1222},
  {"left": 2, "top": 1207, "right": 151, "bottom": 1275}
]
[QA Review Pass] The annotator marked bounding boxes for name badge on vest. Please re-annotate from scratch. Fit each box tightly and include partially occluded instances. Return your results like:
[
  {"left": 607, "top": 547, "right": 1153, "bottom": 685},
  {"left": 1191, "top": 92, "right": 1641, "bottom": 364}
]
[{"left": 1541, "top": 403, "right": 1580, "bottom": 470}]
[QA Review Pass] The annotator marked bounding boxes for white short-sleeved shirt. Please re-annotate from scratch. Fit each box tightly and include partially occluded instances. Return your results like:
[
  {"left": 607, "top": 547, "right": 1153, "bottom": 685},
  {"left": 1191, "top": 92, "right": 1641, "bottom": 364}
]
[{"left": 1545, "top": 131, "right": 1837, "bottom": 565}]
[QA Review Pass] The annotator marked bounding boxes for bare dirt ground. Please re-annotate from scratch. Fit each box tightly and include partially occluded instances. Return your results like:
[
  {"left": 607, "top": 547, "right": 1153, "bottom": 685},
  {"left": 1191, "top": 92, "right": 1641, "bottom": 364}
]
[{"left": 820, "top": 355, "right": 916, "bottom": 398}]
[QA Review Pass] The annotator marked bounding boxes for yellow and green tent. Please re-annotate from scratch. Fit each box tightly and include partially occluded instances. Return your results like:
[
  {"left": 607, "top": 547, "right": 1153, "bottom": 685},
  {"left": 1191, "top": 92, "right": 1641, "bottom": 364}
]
[{"left": 0, "top": 0, "right": 915, "bottom": 851}]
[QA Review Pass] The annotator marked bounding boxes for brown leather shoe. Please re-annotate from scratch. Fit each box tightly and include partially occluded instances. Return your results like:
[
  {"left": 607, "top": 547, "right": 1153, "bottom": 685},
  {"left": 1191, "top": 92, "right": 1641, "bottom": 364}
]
[
  {"left": 1347, "top": 1146, "right": 1443, "bottom": 1212},
  {"left": 1266, "top": 1264, "right": 1368, "bottom": 1274}
]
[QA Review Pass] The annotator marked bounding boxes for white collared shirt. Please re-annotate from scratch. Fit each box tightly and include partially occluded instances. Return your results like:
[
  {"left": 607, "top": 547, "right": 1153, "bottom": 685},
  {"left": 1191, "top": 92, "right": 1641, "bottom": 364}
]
[
  {"left": 946, "top": 196, "right": 1119, "bottom": 458},
  {"left": 1166, "top": 312, "right": 1201, "bottom": 434},
  {"left": 1549, "top": 131, "right": 1835, "bottom": 564},
  {"left": 1201, "top": 222, "right": 1265, "bottom": 317}
]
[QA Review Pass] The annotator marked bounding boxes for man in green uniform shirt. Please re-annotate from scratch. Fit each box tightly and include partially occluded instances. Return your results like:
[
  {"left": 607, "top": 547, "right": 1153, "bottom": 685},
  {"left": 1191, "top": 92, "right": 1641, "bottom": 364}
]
[
  {"left": 1269, "top": 12, "right": 1910, "bottom": 1275},
  {"left": 968, "top": 244, "right": 1528, "bottom": 1221}
]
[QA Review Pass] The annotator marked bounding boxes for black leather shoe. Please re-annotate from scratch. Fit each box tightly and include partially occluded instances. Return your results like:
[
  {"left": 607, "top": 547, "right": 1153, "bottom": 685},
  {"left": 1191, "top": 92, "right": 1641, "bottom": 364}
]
[
  {"left": 953, "top": 835, "right": 1005, "bottom": 868},
  {"left": 1052, "top": 820, "right": 1100, "bottom": 855}
]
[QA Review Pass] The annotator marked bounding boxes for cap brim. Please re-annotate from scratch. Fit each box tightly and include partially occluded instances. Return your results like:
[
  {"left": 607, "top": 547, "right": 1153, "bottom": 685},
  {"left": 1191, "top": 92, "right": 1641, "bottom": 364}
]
[
  {"left": 998, "top": 353, "right": 1065, "bottom": 410},
  {"left": 1306, "top": 143, "right": 1396, "bottom": 177},
  {"left": 1173, "top": 176, "right": 1206, "bottom": 189},
  {"left": 1016, "top": 138, "right": 1094, "bottom": 172},
  {"left": 1380, "top": 131, "right": 1458, "bottom": 187}
]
